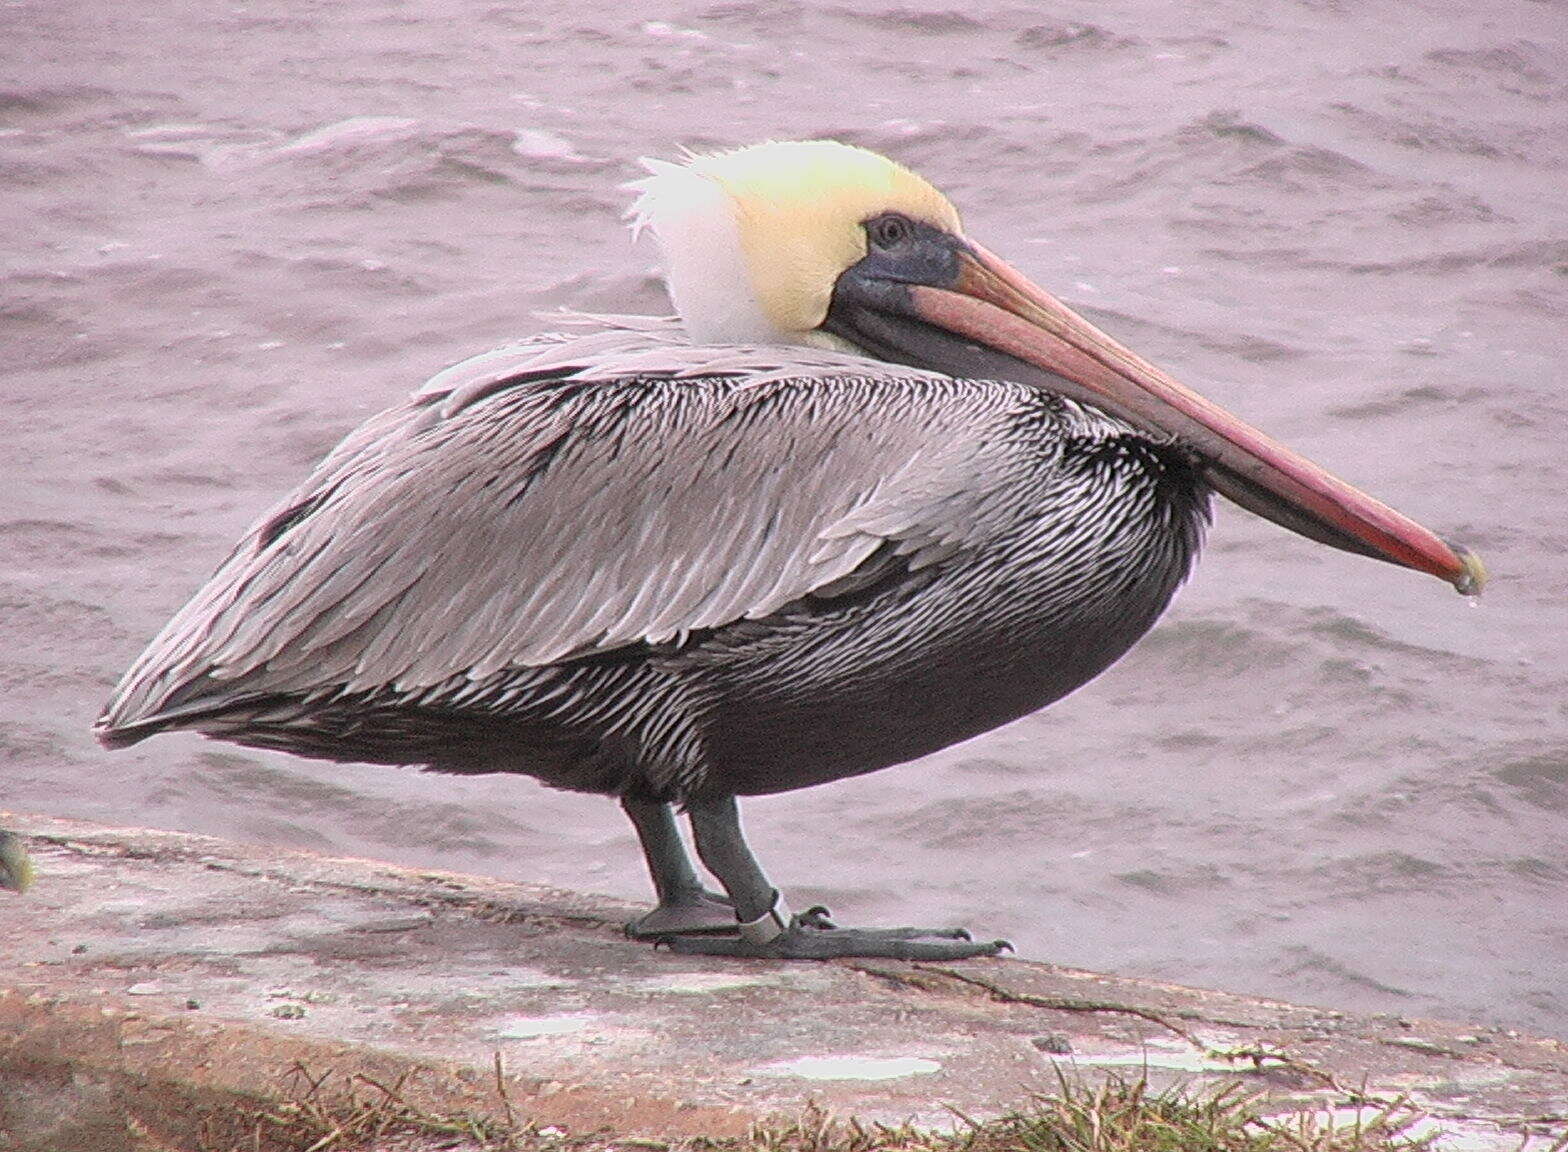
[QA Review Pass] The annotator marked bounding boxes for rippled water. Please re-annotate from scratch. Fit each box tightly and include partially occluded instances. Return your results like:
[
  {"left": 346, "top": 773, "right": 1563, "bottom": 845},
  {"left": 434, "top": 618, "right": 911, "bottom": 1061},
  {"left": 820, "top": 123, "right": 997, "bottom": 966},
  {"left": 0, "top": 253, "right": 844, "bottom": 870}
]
[{"left": 4, "top": 1, "right": 1565, "bottom": 1034}]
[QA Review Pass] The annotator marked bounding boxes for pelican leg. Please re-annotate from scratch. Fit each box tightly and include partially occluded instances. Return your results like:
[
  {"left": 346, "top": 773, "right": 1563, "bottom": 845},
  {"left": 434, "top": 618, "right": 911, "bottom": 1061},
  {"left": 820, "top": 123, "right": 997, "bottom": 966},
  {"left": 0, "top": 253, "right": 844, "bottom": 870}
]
[
  {"left": 669, "top": 794, "right": 1010, "bottom": 961},
  {"left": 621, "top": 793, "right": 736, "bottom": 938}
]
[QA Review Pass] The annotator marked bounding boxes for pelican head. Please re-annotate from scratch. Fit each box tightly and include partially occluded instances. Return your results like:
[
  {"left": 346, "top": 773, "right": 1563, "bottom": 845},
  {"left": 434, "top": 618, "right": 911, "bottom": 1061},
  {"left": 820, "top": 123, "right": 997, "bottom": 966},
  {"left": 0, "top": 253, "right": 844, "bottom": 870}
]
[
  {"left": 631, "top": 140, "right": 1483, "bottom": 595},
  {"left": 631, "top": 140, "right": 960, "bottom": 344}
]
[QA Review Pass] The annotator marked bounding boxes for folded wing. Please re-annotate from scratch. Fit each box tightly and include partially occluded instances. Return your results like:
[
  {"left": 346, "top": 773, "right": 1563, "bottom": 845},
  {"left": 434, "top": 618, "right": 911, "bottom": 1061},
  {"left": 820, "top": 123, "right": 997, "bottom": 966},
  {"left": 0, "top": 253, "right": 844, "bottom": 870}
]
[{"left": 98, "top": 326, "right": 1045, "bottom": 739}]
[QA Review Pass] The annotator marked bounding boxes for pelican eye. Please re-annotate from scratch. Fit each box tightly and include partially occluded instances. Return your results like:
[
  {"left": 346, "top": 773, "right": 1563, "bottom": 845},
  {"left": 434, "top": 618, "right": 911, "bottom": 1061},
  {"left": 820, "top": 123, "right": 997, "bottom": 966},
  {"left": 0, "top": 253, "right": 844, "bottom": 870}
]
[{"left": 865, "top": 213, "right": 915, "bottom": 250}]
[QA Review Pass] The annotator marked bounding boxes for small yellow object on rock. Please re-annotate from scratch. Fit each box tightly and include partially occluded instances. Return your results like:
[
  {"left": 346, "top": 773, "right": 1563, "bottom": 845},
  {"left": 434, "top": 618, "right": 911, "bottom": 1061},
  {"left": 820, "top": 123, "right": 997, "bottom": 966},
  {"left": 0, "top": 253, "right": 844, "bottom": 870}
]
[{"left": 0, "top": 830, "right": 34, "bottom": 894}]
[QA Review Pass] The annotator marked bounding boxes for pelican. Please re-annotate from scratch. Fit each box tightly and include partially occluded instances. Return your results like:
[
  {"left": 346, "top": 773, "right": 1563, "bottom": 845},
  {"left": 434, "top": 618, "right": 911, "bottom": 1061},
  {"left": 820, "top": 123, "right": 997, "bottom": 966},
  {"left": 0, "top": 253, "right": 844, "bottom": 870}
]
[{"left": 96, "top": 141, "right": 1483, "bottom": 960}]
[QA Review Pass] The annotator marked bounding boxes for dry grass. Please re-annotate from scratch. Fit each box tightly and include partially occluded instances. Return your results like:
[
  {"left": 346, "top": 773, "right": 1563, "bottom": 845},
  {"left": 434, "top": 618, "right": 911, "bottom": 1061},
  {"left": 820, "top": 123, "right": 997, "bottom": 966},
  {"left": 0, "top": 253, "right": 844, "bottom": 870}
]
[
  {"left": 722, "top": 1074, "right": 1442, "bottom": 1152},
  {"left": 211, "top": 1061, "right": 1553, "bottom": 1152},
  {"left": 230, "top": 1057, "right": 532, "bottom": 1151}
]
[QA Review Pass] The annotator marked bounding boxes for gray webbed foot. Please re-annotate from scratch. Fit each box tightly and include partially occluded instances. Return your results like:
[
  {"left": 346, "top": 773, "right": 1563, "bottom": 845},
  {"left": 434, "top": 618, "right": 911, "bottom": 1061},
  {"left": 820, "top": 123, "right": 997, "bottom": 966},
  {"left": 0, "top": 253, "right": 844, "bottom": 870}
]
[
  {"left": 662, "top": 798, "right": 1012, "bottom": 960},
  {"left": 663, "top": 902, "right": 1010, "bottom": 960},
  {"left": 625, "top": 889, "right": 736, "bottom": 939}
]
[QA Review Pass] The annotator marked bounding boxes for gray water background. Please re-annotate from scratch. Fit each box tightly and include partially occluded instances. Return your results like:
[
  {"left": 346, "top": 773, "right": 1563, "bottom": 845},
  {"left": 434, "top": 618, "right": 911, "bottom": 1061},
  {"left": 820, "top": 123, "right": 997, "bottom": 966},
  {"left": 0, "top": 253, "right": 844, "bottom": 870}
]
[{"left": 4, "top": 0, "right": 1566, "bottom": 1034}]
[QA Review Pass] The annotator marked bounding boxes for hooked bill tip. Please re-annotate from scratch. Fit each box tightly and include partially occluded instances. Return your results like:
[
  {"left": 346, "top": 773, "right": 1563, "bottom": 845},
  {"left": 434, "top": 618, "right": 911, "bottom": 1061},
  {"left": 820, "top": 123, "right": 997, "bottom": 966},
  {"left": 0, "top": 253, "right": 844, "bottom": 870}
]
[{"left": 1450, "top": 545, "right": 1488, "bottom": 597}]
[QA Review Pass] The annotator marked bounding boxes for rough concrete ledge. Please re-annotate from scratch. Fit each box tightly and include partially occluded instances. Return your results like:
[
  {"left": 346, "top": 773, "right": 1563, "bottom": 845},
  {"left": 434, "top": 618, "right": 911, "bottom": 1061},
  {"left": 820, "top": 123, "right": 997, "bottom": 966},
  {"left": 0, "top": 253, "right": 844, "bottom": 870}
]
[{"left": 1, "top": 812, "right": 1564, "bottom": 1151}]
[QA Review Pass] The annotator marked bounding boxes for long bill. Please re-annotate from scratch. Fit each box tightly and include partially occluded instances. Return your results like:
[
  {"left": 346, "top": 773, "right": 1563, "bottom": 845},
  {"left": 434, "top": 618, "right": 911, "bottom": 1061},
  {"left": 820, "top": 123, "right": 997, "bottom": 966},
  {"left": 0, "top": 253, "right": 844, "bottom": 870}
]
[{"left": 904, "top": 242, "right": 1485, "bottom": 596}]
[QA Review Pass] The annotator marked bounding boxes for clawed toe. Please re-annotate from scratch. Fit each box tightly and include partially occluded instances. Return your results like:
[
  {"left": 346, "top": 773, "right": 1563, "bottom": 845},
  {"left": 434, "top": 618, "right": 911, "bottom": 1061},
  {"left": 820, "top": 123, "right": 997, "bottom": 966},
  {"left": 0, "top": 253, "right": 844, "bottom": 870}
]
[
  {"left": 867, "top": 925, "right": 974, "bottom": 941},
  {"left": 798, "top": 904, "right": 836, "bottom": 929},
  {"left": 788, "top": 907, "right": 971, "bottom": 942}
]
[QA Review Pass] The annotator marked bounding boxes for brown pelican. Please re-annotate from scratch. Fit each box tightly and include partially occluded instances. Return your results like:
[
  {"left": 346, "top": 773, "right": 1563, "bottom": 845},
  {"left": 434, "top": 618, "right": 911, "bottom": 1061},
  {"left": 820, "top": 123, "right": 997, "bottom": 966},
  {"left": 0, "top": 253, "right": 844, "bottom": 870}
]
[
  {"left": 0, "top": 830, "right": 33, "bottom": 894},
  {"left": 96, "top": 141, "right": 1483, "bottom": 960}
]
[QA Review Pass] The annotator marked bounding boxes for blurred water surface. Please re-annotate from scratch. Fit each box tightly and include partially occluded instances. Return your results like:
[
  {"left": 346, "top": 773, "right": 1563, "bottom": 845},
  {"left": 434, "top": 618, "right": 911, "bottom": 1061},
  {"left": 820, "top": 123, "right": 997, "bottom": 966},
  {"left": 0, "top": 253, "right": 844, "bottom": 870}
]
[{"left": 3, "top": 1, "right": 1565, "bottom": 1033}]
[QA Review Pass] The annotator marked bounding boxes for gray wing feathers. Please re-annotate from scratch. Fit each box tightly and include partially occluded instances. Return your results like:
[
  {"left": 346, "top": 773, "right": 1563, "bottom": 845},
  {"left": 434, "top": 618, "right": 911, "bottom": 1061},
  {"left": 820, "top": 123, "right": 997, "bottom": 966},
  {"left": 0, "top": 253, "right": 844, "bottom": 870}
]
[{"left": 101, "top": 325, "right": 1034, "bottom": 730}]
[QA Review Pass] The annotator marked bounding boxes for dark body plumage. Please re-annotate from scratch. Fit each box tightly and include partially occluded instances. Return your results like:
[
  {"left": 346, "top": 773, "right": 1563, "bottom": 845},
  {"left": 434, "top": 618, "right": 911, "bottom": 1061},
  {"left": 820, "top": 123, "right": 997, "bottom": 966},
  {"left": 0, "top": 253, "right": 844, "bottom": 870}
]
[{"left": 98, "top": 324, "right": 1209, "bottom": 806}]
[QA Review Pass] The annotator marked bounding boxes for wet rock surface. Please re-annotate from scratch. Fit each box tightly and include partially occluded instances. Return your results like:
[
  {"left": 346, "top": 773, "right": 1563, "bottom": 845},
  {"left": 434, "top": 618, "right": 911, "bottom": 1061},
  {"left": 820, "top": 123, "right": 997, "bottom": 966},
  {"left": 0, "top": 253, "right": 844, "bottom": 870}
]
[{"left": 1, "top": 815, "right": 1564, "bottom": 1152}]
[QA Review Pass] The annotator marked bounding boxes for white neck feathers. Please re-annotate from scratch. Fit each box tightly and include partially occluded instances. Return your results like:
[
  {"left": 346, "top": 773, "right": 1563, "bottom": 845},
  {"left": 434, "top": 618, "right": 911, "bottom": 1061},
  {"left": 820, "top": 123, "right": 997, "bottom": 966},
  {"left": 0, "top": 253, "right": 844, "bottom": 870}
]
[{"left": 629, "top": 158, "right": 795, "bottom": 346}]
